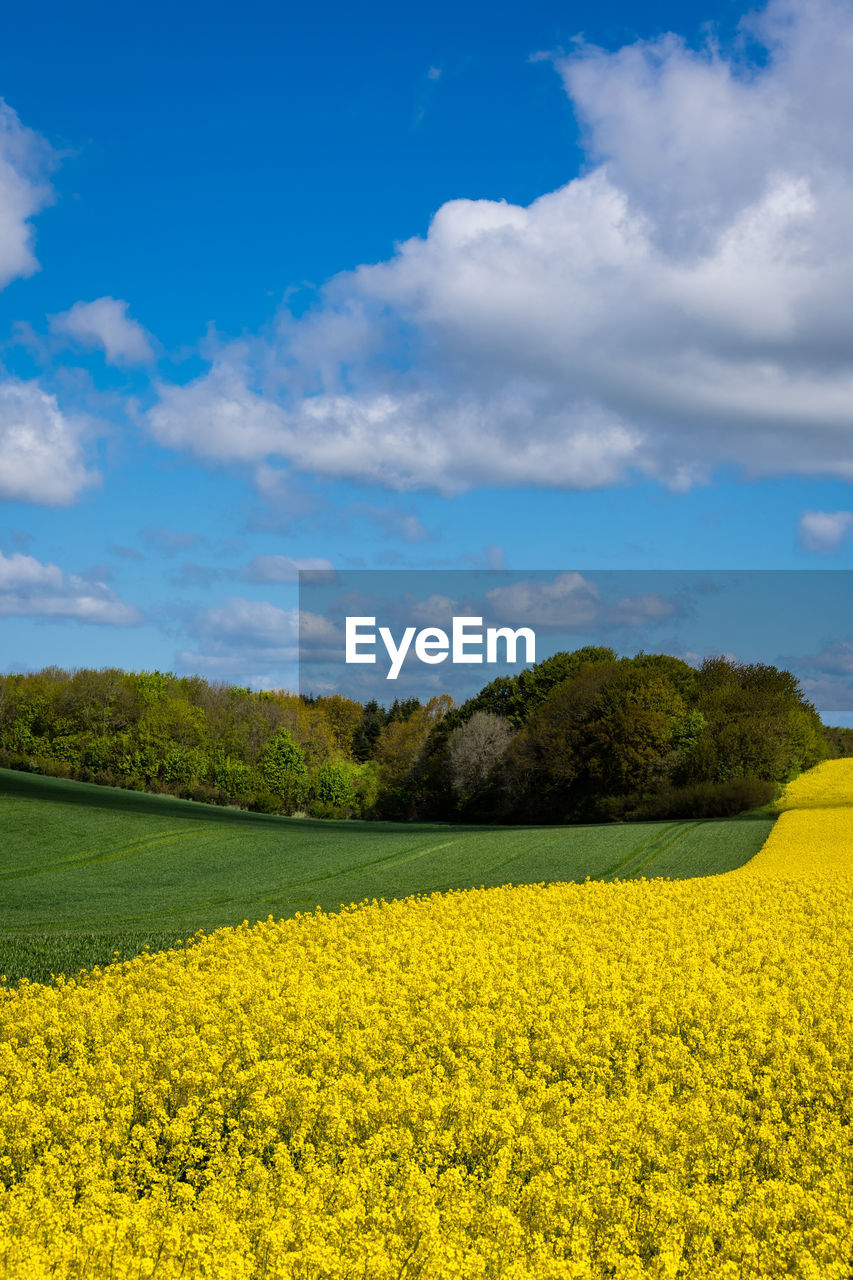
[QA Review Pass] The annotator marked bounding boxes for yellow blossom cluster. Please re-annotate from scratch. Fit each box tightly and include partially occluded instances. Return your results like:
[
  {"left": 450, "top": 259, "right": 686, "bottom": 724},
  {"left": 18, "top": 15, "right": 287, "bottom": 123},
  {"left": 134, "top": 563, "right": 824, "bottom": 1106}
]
[{"left": 2, "top": 762, "right": 853, "bottom": 1277}]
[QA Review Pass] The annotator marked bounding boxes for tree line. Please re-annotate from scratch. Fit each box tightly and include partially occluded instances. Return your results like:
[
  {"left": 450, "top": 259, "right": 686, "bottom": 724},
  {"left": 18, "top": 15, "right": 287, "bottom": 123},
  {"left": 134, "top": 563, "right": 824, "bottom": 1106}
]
[{"left": 0, "top": 648, "right": 834, "bottom": 823}]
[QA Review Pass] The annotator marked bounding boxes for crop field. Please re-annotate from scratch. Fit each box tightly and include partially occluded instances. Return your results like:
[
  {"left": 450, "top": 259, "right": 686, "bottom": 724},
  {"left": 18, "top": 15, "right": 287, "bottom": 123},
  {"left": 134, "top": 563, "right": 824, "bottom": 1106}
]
[
  {"left": 2, "top": 763, "right": 851, "bottom": 1277},
  {"left": 0, "top": 767, "right": 772, "bottom": 983}
]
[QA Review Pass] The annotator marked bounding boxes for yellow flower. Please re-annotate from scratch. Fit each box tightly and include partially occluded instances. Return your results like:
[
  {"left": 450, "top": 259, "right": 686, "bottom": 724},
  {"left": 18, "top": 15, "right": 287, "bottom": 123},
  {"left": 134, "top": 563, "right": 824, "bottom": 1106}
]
[{"left": 1, "top": 761, "right": 853, "bottom": 1276}]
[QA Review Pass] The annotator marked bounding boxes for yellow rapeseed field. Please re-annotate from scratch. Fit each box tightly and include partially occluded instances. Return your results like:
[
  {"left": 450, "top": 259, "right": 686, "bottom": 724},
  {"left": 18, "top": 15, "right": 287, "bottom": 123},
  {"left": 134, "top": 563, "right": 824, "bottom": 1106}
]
[{"left": 2, "top": 761, "right": 853, "bottom": 1278}]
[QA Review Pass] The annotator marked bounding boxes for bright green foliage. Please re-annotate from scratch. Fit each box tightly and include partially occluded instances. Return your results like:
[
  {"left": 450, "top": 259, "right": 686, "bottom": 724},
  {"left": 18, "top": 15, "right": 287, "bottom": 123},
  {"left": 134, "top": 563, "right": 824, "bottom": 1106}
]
[
  {"left": 258, "top": 729, "right": 306, "bottom": 798},
  {"left": 314, "top": 760, "right": 357, "bottom": 808},
  {"left": 211, "top": 750, "right": 253, "bottom": 796},
  {"left": 160, "top": 746, "right": 207, "bottom": 787},
  {"left": 0, "top": 766, "right": 772, "bottom": 984},
  {"left": 672, "top": 708, "right": 706, "bottom": 753}
]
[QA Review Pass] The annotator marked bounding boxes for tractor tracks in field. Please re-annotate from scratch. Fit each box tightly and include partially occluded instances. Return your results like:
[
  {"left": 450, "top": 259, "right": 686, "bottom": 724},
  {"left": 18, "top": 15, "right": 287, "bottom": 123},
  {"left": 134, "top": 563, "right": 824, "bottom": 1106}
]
[
  {"left": 599, "top": 821, "right": 704, "bottom": 881},
  {"left": 278, "top": 839, "right": 462, "bottom": 890},
  {"left": 0, "top": 828, "right": 210, "bottom": 879},
  {"left": 481, "top": 821, "right": 706, "bottom": 885}
]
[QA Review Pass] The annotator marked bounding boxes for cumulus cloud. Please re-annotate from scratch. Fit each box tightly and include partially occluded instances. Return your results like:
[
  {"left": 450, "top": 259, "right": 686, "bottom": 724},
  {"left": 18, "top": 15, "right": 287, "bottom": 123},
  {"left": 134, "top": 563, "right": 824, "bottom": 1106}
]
[
  {"left": 148, "top": 0, "right": 853, "bottom": 495},
  {"left": 142, "top": 527, "right": 202, "bottom": 556},
  {"left": 458, "top": 544, "right": 507, "bottom": 570},
  {"left": 802, "top": 640, "right": 853, "bottom": 676},
  {"left": 790, "top": 640, "right": 853, "bottom": 714},
  {"left": 0, "top": 551, "right": 142, "bottom": 624},
  {"left": 798, "top": 509, "right": 853, "bottom": 553},
  {"left": 177, "top": 595, "right": 339, "bottom": 684},
  {"left": 150, "top": 350, "right": 640, "bottom": 496},
  {"left": 178, "top": 596, "right": 300, "bottom": 677},
  {"left": 190, "top": 597, "right": 298, "bottom": 655},
  {"left": 50, "top": 297, "right": 155, "bottom": 365},
  {"left": 0, "top": 381, "right": 99, "bottom": 505},
  {"left": 484, "top": 573, "right": 684, "bottom": 630},
  {"left": 349, "top": 504, "right": 434, "bottom": 543},
  {"left": 307, "top": 572, "right": 684, "bottom": 641},
  {"left": 0, "top": 100, "right": 54, "bottom": 289},
  {"left": 242, "top": 555, "right": 334, "bottom": 583},
  {"left": 0, "top": 108, "right": 92, "bottom": 506},
  {"left": 484, "top": 572, "right": 601, "bottom": 628}
]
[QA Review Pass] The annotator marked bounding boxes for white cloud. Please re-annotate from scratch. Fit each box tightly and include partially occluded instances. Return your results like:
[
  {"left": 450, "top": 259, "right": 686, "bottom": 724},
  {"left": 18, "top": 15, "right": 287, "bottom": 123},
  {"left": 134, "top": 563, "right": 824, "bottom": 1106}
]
[
  {"left": 177, "top": 596, "right": 341, "bottom": 685},
  {"left": 802, "top": 640, "right": 853, "bottom": 675},
  {"left": 327, "top": 573, "right": 679, "bottom": 635},
  {"left": 142, "top": 526, "right": 202, "bottom": 556},
  {"left": 150, "top": 350, "right": 640, "bottom": 496},
  {"left": 798, "top": 509, "right": 853, "bottom": 552},
  {"left": 0, "top": 99, "right": 54, "bottom": 289},
  {"left": 0, "top": 104, "right": 102, "bottom": 509},
  {"left": 485, "top": 572, "right": 601, "bottom": 627},
  {"left": 242, "top": 555, "right": 334, "bottom": 583},
  {"left": 348, "top": 504, "right": 434, "bottom": 542},
  {"left": 0, "top": 551, "right": 142, "bottom": 624},
  {"left": 791, "top": 640, "right": 853, "bottom": 713},
  {"left": 484, "top": 573, "right": 682, "bottom": 629},
  {"left": 148, "top": 0, "right": 853, "bottom": 495},
  {"left": 0, "top": 380, "right": 99, "bottom": 505},
  {"left": 179, "top": 597, "right": 299, "bottom": 672},
  {"left": 50, "top": 297, "right": 155, "bottom": 365},
  {"left": 607, "top": 592, "right": 683, "bottom": 628},
  {"left": 203, "top": 597, "right": 298, "bottom": 648}
]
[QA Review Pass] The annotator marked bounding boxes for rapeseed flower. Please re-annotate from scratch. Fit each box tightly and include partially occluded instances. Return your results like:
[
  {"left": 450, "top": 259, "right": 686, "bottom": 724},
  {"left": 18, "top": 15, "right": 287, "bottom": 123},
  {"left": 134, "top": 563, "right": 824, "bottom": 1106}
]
[{"left": 1, "top": 761, "right": 852, "bottom": 1276}]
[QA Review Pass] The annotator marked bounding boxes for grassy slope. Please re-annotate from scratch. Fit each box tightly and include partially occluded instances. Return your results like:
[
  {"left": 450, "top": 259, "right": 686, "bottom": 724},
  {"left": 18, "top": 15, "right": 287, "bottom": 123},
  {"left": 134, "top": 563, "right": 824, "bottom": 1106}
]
[{"left": 0, "top": 768, "right": 773, "bottom": 983}]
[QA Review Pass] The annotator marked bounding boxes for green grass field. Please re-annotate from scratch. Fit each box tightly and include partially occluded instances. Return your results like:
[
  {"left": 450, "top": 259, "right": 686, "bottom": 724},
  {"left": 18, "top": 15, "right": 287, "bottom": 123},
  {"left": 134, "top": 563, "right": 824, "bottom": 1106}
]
[{"left": 0, "top": 767, "right": 774, "bottom": 984}]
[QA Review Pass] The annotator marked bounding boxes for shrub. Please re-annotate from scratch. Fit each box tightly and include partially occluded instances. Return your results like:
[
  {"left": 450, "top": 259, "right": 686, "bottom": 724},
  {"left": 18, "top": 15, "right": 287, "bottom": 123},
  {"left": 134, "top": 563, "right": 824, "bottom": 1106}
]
[
  {"left": 248, "top": 792, "right": 282, "bottom": 815},
  {"left": 259, "top": 729, "right": 306, "bottom": 791},
  {"left": 187, "top": 783, "right": 219, "bottom": 805},
  {"left": 37, "top": 759, "right": 72, "bottom": 780},
  {"left": 5, "top": 753, "right": 34, "bottom": 773},
  {"left": 309, "top": 800, "right": 352, "bottom": 820},
  {"left": 312, "top": 761, "right": 357, "bottom": 810},
  {"left": 628, "top": 776, "right": 777, "bottom": 820}
]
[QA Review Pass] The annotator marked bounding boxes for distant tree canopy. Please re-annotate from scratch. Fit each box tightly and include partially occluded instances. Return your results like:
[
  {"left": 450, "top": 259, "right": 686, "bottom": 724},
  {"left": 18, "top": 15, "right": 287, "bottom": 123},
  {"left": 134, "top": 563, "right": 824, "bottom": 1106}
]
[
  {"left": 822, "top": 725, "right": 853, "bottom": 758},
  {"left": 459, "top": 647, "right": 618, "bottom": 727},
  {"left": 493, "top": 653, "right": 826, "bottom": 822},
  {"left": 0, "top": 650, "right": 834, "bottom": 823}
]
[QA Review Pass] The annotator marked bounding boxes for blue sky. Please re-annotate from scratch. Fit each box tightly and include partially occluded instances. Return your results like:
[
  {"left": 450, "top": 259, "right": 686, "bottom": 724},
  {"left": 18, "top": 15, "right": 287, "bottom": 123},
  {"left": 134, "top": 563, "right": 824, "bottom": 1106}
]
[{"left": 2, "top": 0, "right": 853, "bottom": 717}]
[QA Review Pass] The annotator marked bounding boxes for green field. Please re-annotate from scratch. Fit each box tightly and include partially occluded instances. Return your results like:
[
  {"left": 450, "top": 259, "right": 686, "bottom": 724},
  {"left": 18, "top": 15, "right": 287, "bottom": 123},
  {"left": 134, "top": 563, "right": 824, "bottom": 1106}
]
[{"left": 0, "top": 767, "right": 774, "bottom": 984}]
